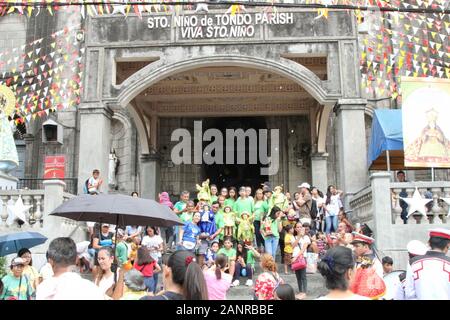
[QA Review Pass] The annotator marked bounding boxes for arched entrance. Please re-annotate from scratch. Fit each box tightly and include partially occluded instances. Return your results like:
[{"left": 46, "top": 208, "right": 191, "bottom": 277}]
[{"left": 202, "top": 117, "right": 269, "bottom": 190}]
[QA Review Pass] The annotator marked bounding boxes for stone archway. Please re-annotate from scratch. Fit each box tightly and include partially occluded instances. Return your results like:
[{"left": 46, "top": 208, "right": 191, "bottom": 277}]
[{"left": 113, "top": 54, "right": 338, "bottom": 161}]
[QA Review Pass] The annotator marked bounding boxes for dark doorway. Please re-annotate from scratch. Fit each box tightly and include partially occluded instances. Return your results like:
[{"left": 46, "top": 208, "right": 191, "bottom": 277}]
[{"left": 202, "top": 117, "right": 268, "bottom": 191}]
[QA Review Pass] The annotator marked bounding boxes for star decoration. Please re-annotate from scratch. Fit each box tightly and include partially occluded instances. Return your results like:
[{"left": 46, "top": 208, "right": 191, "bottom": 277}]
[
  {"left": 400, "top": 188, "right": 433, "bottom": 218},
  {"left": 6, "top": 195, "right": 31, "bottom": 226},
  {"left": 441, "top": 198, "right": 450, "bottom": 217}
]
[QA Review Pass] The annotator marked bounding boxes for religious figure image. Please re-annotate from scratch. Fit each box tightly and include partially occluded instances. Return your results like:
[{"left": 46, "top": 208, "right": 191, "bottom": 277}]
[
  {"left": 401, "top": 78, "right": 450, "bottom": 168},
  {"left": 196, "top": 178, "right": 211, "bottom": 203},
  {"left": 0, "top": 85, "right": 19, "bottom": 174},
  {"left": 405, "top": 108, "right": 449, "bottom": 159},
  {"left": 108, "top": 149, "right": 120, "bottom": 187}
]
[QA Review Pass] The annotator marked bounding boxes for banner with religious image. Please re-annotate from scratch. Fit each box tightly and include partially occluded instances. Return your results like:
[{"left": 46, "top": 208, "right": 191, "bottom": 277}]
[{"left": 401, "top": 77, "right": 450, "bottom": 168}]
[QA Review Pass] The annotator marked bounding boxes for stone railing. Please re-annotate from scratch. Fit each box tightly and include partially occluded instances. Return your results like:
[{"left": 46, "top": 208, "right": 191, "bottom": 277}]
[
  {"left": 349, "top": 185, "right": 373, "bottom": 225},
  {"left": 0, "top": 190, "right": 44, "bottom": 231},
  {"left": 0, "top": 180, "right": 87, "bottom": 269},
  {"left": 349, "top": 172, "right": 450, "bottom": 269},
  {"left": 390, "top": 182, "right": 450, "bottom": 225}
]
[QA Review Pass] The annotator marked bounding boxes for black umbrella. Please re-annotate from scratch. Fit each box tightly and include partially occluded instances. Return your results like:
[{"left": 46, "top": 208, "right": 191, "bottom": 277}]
[{"left": 50, "top": 194, "right": 183, "bottom": 228}]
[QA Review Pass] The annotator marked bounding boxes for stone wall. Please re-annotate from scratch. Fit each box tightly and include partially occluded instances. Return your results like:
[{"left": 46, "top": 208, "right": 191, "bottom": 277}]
[{"left": 0, "top": 15, "right": 27, "bottom": 73}]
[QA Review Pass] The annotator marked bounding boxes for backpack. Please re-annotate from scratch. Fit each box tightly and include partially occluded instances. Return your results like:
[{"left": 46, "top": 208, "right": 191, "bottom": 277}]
[
  {"left": 83, "top": 178, "right": 89, "bottom": 194},
  {"left": 308, "top": 199, "right": 318, "bottom": 220}
]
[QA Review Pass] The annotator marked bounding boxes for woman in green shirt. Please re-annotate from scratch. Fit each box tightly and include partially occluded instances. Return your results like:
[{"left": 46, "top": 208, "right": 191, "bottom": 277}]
[
  {"left": 217, "top": 236, "right": 236, "bottom": 279},
  {"left": 210, "top": 184, "right": 219, "bottom": 204},
  {"left": 232, "top": 242, "right": 261, "bottom": 287},
  {"left": 1, "top": 257, "right": 34, "bottom": 300},
  {"left": 224, "top": 187, "right": 237, "bottom": 208},
  {"left": 253, "top": 189, "right": 268, "bottom": 251},
  {"left": 261, "top": 206, "right": 285, "bottom": 260}
]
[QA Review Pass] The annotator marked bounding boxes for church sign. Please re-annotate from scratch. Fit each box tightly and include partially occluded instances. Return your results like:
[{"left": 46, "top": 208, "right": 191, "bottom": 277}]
[
  {"left": 147, "top": 12, "right": 294, "bottom": 39},
  {"left": 401, "top": 77, "right": 450, "bottom": 168}
]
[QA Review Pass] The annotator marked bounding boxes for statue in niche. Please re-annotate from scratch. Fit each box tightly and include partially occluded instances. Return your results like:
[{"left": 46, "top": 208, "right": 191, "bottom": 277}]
[{"left": 108, "top": 149, "right": 120, "bottom": 189}]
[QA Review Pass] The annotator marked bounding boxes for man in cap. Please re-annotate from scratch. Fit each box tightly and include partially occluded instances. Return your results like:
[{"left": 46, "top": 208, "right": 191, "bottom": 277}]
[
  {"left": 394, "top": 240, "right": 428, "bottom": 300},
  {"left": 351, "top": 232, "right": 384, "bottom": 278},
  {"left": 350, "top": 232, "right": 386, "bottom": 299},
  {"left": 296, "top": 182, "right": 313, "bottom": 225},
  {"left": 404, "top": 228, "right": 450, "bottom": 300}
]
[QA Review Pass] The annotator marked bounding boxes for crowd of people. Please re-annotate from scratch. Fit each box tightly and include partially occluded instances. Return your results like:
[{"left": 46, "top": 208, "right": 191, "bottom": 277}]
[{"left": 1, "top": 173, "right": 449, "bottom": 300}]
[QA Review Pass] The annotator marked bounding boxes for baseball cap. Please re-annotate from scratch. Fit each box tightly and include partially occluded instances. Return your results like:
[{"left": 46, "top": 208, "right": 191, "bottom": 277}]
[
  {"left": 101, "top": 223, "right": 110, "bottom": 228},
  {"left": 298, "top": 182, "right": 310, "bottom": 189},
  {"left": 11, "top": 257, "right": 25, "bottom": 266}
]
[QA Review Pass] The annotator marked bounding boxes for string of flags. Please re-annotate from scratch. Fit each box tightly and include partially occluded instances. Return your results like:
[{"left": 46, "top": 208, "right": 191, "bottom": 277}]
[
  {"left": 0, "top": 0, "right": 448, "bottom": 124},
  {"left": 0, "top": 24, "right": 84, "bottom": 124},
  {"left": 358, "top": 0, "right": 449, "bottom": 103},
  {"left": 0, "top": 0, "right": 449, "bottom": 19}
]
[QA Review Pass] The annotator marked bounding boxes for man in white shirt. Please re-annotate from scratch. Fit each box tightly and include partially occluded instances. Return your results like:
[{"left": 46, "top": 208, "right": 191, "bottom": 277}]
[
  {"left": 36, "top": 237, "right": 104, "bottom": 300},
  {"left": 404, "top": 228, "right": 450, "bottom": 300}
]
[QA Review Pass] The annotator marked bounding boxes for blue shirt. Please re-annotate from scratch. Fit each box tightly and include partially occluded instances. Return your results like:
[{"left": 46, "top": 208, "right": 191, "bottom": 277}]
[
  {"left": 182, "top": 222, "right": 201, "bottom": 244},
  {"left": 198, "top": 209, "right": 216, "bottom": 236}
]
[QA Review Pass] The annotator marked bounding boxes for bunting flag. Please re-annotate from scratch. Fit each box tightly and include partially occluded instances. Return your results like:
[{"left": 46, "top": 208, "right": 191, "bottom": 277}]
[
  {"left": 358, "top": 0, "right": 449, "bottom": 104},
  {"left": 0, "top": 24, "right": 84, "bottom": 124}
]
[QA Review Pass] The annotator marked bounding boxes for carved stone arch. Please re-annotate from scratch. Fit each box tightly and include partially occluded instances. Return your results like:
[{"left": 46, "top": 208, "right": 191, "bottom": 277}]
[{"left": 115, "top": 54, "right": 339, "bottom": 109}]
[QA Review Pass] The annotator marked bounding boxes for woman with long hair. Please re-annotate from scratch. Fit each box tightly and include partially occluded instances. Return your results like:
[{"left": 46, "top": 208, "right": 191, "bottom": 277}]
[
  {"left": 324, "top": 185, "right": 343, "bottom": 234},
  {"left": 292, "top": 222, "right": 311, "bottom": 300},
  {"left": 141, "top": 226, "right": 164, "bottom": 292},
  {"left": 260, "top": 206, "right": 284, "bottom": 259},
  {"left": 232, "top": 242, "right": 260, "bottom": 287},
  {"left": 17, "top": 248, "right": 40, "bottom": 290},
  {"left": 141, "top": 250, "right": 208, "bottom": 300},
  {"left": 203, "top": 254, "right": 232, "bottom": 300},
  {"left": 94, "top": 247, "right": 117, "bottom": 299},
  {"left": 253, "top": 188, "right": 268, "bottom": 252},
  {"left": 254, "top": 254, "right": 283, "bottom": 300},
  {"left": 134, "top": 246, "right": 161, "bottom": 293},
  {"left": 224, "top": 187, "right": 237, "bottom": 208},
  {"left": 316, "top": 246, "right": 370, "bottom": 300}
]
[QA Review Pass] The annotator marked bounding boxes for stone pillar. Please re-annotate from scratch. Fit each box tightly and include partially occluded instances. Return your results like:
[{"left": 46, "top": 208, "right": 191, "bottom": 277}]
[
  {"left": 370, "top": 172, "right": 392, "bottom": 245},
  {"left": 311, "top": 153, "right": 328, "bottom": 193},
  {"left": 140, "top": 153, "right": 161, "bottom": 200},
  {"left": 77, "top": 103, "right": 113, "bottom": 194},
  {"left": 35, "top": 180, "right": 67, "bottom": 268},
  {"left": 336, "top": 99, "right": 368, "bottom": 207},
  {"left": 23, "top": 133, "right": 35, "bottom": 179}
]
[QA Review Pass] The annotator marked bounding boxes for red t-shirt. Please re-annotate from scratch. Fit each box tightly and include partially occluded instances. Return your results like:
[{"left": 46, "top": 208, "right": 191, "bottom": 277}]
[{"left": 133, "top": 261, "right": 156, "bottom": 277}]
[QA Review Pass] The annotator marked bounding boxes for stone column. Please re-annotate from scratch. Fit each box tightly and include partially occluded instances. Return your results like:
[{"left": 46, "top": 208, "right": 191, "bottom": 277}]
[
  {"left": 35, "top": 180, "right": 67, "bottom": 268},
  {"left": 336, "top": 99, "right": 368, "bottom": 207},
  {"left": 77, "top": 103, "right": 113, "bottom": 194},
  {"left": 140, "top": 153, "right": 161, "bottom": 200},
  {"left": 370, "top": 172, "right": 392, "bottom": 243},
  {"left": 23, "top": 133, "right": 35, "bottom": 179},
  {"left": 311, "top": 153, "right": 328, "bottom": 193}
]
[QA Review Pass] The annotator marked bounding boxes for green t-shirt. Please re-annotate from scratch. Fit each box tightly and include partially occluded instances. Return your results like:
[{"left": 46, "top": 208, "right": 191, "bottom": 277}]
[
  {"left": 239, "top": 249, "right": 256, "bottom": 266},
  {"left": 218, "top": 247, "right": 236, "bottom": 261},
  {"left": 253, "top": 200, "right": 268, "bottom": 222},
  {"left": 233, "top": 197, "right": 254, "bottom": 217},
  {"left": 180, "top": 212, "right": 193, "bottom": 223},
  {"left": 210, "top": 195, "right": 218, "bottom": 204},
  {"left": 174, "top": 201, "right": 187, "bottom": 215},
  {"left": 260, "top": 217, "right": 281, "bottom": 240},
  {"left": 115, "top": 241, "right": 129, "bottom": 265},
  {"left": 224, "top": 198, "right": 236, "bottom": 209},
  {"left": 214, "top": 211, "right": 225, "bottom": 240},
  {"left": 0, "top": 274, "right": 33, "bottom": 300}
]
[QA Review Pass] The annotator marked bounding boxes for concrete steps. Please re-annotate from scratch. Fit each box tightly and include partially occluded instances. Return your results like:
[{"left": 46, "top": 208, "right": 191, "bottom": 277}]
[{"left": 226, "top": 263, "right": 328, "bottom": 300}]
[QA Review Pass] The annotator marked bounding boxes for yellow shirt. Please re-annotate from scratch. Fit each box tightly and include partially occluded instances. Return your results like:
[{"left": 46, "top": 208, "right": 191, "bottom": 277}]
[
  {"left": 22, "top": 265, "right": 39, "bottom": 289},
  {"left": 284, "top": 233, "right": 295, "bottom": 254}
]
